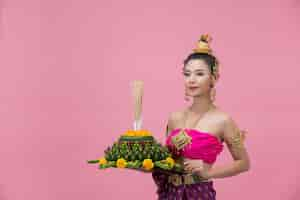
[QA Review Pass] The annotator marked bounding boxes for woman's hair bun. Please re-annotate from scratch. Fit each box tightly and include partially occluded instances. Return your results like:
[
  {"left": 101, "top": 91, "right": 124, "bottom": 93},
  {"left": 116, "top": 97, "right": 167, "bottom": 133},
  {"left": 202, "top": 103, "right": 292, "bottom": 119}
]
[
  {"left": 185, "top": 34, "right": 220, "bottom": 81},
  {"left": 193, "top": 34, "right": 213, "bottom": 54}
]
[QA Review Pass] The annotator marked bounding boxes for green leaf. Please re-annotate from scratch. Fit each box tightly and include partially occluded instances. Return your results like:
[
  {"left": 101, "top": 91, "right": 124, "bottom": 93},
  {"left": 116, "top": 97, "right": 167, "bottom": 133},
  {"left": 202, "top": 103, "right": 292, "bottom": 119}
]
[
  {"left": 99, "top": 163, "right": 109, "bottom": 169},
  {"left": 87, "top": 160, "right": 99, "bottom": 164},
  {"left": 107, "top": 161, "right": 116, "bottom": 167}
]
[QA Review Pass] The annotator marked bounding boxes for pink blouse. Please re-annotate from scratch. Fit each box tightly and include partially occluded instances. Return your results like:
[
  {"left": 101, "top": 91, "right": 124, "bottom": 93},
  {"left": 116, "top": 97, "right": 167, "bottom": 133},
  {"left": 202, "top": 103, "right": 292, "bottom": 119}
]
[{"left": 165, "top": 128, "right": 224, "bottom": 164}]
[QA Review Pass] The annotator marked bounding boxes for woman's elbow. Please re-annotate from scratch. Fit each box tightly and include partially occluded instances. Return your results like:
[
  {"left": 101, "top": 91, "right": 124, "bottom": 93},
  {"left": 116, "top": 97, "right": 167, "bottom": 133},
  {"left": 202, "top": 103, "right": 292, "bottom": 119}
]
[{"left": 241, "top": 160, "right": 251, "bottom": 172}]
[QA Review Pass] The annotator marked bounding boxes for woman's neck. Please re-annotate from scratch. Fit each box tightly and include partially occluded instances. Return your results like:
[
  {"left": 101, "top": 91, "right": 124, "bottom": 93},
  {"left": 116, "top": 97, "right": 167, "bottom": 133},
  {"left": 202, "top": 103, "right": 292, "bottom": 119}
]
[{"left": 189, "top": 95, "right": 216, "bottom": 114}]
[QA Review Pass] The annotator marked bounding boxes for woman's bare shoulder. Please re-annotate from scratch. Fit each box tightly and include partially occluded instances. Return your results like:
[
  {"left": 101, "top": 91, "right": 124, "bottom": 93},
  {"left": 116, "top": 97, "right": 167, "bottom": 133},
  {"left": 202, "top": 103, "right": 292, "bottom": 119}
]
[
  {"left": 168, "top": 108, "right": 186, "bottom": 121},
  {"left": 168, "top": 107, "right": 232, "bottom": 129},
  {"left": 210, "top": 108, "right": 233, "bottom": 127},
  {"left": 165, "top": 110, "right": 182, "bottom": 136},
  {"left": 166, "top": 108, "right": 186, "bottom": 129},
  {"left": 169, "top": 107, "right": 229, "bottom": 122},
  {"left": 211, "top": 108, "right": 242, "bottom": 135},
  {"left": 211, "top": 107, "right": 230, "bottom": 120}
]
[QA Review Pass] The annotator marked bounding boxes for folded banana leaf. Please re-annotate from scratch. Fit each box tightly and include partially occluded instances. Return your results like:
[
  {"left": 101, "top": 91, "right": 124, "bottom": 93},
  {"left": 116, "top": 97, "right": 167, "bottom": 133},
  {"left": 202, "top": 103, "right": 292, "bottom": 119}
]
[{"left": 87, "top": 131, "right": 184, "bottom": 173}]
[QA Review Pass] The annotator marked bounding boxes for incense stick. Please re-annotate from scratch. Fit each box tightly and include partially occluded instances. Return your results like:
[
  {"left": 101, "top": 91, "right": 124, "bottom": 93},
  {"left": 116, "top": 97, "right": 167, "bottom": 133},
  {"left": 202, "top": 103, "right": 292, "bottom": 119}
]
[{"left": 131, "top": 80, "right": 144, "bottom": 130}]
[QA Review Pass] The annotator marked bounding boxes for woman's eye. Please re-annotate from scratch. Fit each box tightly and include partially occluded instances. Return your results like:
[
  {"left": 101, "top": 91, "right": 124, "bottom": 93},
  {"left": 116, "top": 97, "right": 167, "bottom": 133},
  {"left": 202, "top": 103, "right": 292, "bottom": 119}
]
[{"left": 182, "top": 72, "right": 204, "bottom": 76}]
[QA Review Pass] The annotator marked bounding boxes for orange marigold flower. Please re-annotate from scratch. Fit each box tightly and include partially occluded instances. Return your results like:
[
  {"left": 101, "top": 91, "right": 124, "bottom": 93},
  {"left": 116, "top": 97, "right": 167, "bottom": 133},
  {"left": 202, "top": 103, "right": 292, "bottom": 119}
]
[
  {"left": 165, "top": 157, "right": 175, "bottom": 168},
  {"left": 116, "top": 158, "right": 127, "bottom": 168},
  {"left": 123, "top": 130, "right": 135, "bottom": 136},
  {"left": 99, "top": 158, "right": 107, "bottom": 165},
  {"left": 143, "top": 158, "right": 154, "bottom": 170}
]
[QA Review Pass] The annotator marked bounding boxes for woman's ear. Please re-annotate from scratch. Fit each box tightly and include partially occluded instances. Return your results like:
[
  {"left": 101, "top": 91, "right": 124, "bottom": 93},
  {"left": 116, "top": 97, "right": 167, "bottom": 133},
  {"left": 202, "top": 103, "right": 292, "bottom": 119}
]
[{"left": 210, "top": 76, "right": 216, "bottom": 88}]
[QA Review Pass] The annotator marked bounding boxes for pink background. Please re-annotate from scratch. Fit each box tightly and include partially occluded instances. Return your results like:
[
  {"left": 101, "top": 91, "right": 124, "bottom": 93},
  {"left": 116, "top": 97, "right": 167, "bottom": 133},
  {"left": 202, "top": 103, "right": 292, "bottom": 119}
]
[{"left": 1, "top": 0, "right": 300, "bottom": 199}]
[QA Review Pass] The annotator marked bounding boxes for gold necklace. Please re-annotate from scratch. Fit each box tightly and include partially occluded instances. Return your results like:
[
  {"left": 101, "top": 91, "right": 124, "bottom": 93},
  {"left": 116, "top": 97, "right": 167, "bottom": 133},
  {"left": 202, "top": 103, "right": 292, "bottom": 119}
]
[{"left": 183, "top": 105, "right": 214, "bottom": 129}]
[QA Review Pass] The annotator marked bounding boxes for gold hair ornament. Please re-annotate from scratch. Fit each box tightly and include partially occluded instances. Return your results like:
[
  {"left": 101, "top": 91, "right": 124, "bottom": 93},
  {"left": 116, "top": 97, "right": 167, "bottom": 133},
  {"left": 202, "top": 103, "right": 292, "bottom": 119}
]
[{"left": 192, "top": 34, "right": 220, "bottom": 81}]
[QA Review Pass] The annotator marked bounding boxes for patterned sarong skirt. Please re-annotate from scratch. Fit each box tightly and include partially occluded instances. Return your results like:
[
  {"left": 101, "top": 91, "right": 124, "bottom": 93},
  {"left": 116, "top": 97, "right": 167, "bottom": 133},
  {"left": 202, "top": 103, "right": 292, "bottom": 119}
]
[{"left": 152, "top": 170, "right": 217, "bottom": 200}]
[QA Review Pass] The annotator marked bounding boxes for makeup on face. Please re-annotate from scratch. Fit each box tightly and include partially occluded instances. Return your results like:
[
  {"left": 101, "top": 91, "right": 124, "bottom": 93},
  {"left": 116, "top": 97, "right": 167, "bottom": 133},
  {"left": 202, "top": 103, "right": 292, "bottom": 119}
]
[
  {"left": 183, "top": 63, "right": 209, "bottom": 80},
  {"left": 183, "top": 68, "right": 209, "bottom": 86},
  {"left": 183, "top": 60, "right": 212, "bottom": 95},
  {"left": 188, "top": 87, "right": 200, "bottom": 93}
]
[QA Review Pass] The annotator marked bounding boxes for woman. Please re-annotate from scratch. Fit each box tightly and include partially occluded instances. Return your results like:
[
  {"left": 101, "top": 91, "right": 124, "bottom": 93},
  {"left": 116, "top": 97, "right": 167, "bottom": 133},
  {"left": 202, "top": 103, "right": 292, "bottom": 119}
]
[{"left": 152, "top": 34, "right": 251, "bottom": 200}]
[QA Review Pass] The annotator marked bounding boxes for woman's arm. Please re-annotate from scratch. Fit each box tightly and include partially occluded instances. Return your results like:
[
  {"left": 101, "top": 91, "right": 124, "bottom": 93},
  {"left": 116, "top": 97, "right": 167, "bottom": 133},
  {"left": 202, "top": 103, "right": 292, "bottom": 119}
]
[
  {"left": 165, "top": 112, "right": 176, "bottom": 137},
  {"left": 206, "top": 116, "right": 251, "bottom": 179}
]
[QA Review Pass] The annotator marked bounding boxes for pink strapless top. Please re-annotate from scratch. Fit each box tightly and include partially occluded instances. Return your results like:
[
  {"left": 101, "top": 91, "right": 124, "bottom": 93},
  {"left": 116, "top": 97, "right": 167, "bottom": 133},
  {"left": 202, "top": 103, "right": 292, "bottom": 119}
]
[{"left": 165, "top": 128, "right": 224, "bottom": 164}]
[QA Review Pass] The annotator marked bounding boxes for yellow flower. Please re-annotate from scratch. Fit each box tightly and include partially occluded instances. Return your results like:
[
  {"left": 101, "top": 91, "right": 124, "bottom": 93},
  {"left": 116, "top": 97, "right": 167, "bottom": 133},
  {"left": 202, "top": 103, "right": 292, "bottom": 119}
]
[
  {"left": 123, "top": 130, "right": 135, "bottom": 136},
  {"left": 123, "top": 130, "right": 152, "bottom": 137},
  {"left": 141, "top": 130, "right": 151, "bottom": 136},
  {"left": 116, "top": 158, "right": 127, "bottom": 168},
  {"left": 99, "top": 158, "right": 107, "bottom": 165},
  {"left": 137, "top": 130, "right": 152, "bottom": 136},
  {"left": 165, "top": 157, "right": 175, "bottom": 168},
  {"left": 143, "top": 159, "right": 154, "bottom": 170},
  {"left": 133, "top": 131, "right": 140, "bottom": 136}
]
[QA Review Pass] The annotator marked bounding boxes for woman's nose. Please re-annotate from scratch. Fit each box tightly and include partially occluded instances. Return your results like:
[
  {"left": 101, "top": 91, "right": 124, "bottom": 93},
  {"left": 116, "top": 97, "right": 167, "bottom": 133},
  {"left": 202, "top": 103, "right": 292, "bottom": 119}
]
[
  {"left": 188, "top": 74, "right": 196, "bottom": 81},
  {"left": 187, "top": 76, "right": 196, "bottom": 83}
]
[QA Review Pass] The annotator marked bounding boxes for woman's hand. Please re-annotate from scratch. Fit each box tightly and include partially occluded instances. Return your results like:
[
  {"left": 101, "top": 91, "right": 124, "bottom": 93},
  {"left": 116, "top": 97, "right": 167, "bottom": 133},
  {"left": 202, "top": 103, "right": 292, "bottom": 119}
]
[{"left": 183, "top": 158, "right": 211, "bottom": 179}]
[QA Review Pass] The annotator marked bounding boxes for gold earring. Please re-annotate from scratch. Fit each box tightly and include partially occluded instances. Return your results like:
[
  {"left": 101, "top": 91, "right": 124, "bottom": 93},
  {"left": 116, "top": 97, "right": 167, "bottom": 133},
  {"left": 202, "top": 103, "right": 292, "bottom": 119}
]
[
  {"left": 184, "top": 90, "right": 190, "bottom": 101},
  {"left": 210, "top": 87, "right": 216, "bottom": 102}
]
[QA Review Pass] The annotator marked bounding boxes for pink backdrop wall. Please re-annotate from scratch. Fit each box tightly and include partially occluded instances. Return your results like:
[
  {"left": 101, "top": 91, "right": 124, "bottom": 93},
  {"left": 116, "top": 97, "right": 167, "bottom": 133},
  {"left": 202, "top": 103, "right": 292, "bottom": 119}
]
[{"left": 1, "top": 0, "right": 300, "bottom": 199}]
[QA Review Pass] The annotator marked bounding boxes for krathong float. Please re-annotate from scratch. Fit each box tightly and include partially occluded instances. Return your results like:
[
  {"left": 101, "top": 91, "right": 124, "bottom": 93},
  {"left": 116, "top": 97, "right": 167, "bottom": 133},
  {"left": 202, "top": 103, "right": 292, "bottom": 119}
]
[{"left": 87, "top": 80, "right": 184, "bottom": 173}]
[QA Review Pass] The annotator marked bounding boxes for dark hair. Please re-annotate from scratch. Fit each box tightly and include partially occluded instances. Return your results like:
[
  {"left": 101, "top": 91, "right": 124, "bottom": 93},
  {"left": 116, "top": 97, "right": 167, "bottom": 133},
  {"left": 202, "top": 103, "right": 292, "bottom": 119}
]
[{"left": 183, "top": 52, "right": 218, "bottom": 78}]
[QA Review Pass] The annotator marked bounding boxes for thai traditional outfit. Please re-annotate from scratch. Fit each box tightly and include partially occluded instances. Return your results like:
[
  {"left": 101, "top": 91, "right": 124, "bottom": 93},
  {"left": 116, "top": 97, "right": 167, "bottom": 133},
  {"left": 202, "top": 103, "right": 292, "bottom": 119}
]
[{"left": 152, "top": 128, "right": 224, "bottom": 200}]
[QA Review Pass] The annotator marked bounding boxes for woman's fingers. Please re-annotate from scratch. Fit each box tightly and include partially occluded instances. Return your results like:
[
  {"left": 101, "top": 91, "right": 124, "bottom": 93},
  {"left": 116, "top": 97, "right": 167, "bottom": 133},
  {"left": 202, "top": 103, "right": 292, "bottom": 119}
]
[
  {"left": 240, "top": 129, "right": 248, "bottom": 141},
  {"left": 183, "top": 163, "right": 190, "bottom": 170},
  {"left": 183, "top": 162, "right": 189, "bottom": 168},
  {"left": 183, "top": 162, "right": 194, "bottom": 173}
]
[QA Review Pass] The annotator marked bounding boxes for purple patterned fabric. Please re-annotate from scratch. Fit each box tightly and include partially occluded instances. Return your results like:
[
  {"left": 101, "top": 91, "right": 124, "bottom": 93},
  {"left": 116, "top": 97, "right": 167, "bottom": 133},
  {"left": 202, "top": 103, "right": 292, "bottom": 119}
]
[{"left": 152, "top": 170, "right": 216, "bottom": 200}]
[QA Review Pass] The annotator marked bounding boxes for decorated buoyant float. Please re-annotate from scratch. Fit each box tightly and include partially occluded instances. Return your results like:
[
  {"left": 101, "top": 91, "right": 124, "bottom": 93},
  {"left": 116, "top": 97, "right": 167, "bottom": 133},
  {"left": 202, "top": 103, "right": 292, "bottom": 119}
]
[{"left": 87, "top": 80, "right": 184, "bottom": 173}]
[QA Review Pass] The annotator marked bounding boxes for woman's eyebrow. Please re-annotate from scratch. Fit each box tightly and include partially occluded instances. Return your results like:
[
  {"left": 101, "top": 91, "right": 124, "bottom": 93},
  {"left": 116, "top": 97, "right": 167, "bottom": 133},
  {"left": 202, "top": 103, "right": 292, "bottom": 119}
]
[{"left": 183, "top": 69, "right": 206, "bottom": 72}]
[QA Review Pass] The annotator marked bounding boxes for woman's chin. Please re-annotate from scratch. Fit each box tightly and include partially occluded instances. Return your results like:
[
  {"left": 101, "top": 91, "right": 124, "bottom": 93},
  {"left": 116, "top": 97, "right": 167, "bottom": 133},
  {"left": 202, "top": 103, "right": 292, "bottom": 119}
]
[{"left": 187, "top": 92, "right": 201, "bottom": 97}]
